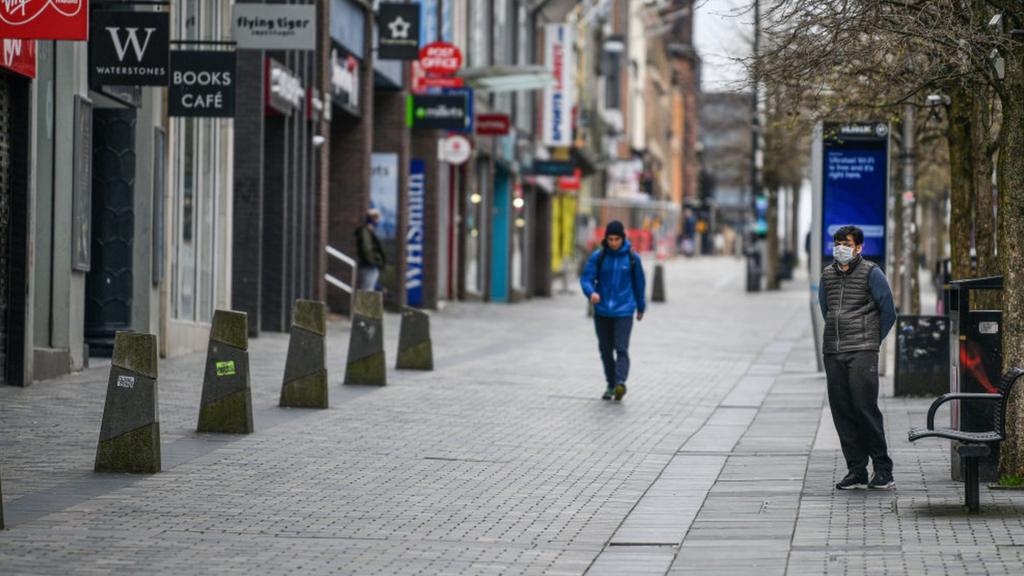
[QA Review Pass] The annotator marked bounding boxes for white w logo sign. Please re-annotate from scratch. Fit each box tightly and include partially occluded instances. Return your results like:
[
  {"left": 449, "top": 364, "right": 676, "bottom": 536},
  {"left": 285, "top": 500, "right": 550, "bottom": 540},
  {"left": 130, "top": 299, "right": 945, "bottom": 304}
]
[
  {"left": 106, "top": 27, "right": 156, "bottom": 62},
  {"left": 3, "top": 39, "right": 22, "bottom": 67}
]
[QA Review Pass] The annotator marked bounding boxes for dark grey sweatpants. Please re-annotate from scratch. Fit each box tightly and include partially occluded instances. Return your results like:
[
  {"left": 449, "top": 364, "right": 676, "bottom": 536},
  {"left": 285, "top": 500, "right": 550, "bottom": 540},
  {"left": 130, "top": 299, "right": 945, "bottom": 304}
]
[{"left": 824, "top": 350, "right": 893, "bottom": 476}]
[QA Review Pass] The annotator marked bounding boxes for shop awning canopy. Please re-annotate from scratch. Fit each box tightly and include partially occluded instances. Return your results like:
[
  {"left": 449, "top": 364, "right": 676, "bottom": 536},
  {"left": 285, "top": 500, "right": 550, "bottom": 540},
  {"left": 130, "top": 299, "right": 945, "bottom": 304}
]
[{"left": 458, "top": 65, "right": 554, "bottom": 93}]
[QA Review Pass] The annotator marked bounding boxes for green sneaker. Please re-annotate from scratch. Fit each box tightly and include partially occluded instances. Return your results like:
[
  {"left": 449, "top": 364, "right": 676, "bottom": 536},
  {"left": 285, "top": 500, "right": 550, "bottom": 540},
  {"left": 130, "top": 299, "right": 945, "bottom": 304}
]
[
  {"left": 602, "top": 385, "right": 615, "bottom": 400},
  {"left": 613, "top": 384, "right": 627, "bottom": 401}
]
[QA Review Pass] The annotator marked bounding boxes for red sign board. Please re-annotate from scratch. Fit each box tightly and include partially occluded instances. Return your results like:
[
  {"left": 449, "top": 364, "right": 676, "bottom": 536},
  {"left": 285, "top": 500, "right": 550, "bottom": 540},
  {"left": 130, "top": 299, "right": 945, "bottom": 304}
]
[
  {"left": 1, "top": 37, "right": 35, "bottom": 78},
  {"left": 476, "top": 113, "right": 511, "bottom": 136},
  {"left": 0, "top": 0, "right": 89, "bottom": 41},
  {"left": 418, "top": 42, "right": 461, "bottom": 75},
  {"left": 557, "top": 168, "right": 582, "bottom": 191}
]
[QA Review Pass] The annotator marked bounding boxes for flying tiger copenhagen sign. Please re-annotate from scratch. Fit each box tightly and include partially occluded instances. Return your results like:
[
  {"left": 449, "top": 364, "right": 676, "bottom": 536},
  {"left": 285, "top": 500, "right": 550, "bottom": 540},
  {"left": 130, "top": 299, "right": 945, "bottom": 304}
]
[{"left": 0, "top": 0, "right": 89, "bottom": 41}]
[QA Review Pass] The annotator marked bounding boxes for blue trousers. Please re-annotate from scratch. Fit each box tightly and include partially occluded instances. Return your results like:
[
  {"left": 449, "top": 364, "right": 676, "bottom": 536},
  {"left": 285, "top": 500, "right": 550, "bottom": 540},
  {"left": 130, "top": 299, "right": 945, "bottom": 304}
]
[{"left": 594, "top": 315, "right": 634, "bottom": 386}]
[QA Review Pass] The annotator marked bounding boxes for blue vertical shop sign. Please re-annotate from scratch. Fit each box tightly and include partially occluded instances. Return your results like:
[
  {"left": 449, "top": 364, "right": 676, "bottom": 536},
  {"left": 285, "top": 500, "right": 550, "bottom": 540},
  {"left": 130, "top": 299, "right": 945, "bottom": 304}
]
[{"left": 407, "top": 159, "right": 426, "bottom": 306}]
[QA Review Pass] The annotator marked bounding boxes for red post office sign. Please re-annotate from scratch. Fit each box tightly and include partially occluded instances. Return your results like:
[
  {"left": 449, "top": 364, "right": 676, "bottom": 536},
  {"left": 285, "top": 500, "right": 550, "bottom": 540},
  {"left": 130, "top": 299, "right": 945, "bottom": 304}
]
[
  {"left": 476, "top": 113, "right": 510, "bottom": 136},
  {"left": 418, "top": 42, "right": 461, "bottom": 76},
  {"left": 1, "top": 37, "right": 35, "bottom": 78},
  {"left": 0, "top": 0, "right": 89, "bottom": 41}
]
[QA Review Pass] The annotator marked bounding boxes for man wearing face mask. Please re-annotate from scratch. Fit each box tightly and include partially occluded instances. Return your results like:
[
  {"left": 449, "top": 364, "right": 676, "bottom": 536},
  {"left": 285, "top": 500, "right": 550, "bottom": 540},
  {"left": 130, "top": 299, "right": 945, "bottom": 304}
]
[{"left": 818, "top": 225, "right": 897, "bottom": 490}]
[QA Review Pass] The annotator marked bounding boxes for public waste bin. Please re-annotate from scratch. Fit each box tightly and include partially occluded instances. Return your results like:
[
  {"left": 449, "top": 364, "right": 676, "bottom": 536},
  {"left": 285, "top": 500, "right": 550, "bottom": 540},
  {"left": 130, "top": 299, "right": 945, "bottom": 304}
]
[{"left": 948, "top": 275, "right": 1003, "bottom": 482}]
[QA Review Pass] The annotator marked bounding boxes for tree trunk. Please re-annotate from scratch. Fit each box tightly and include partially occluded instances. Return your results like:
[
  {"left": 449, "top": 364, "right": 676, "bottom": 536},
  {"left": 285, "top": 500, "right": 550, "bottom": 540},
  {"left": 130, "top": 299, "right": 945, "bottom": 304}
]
[
  {"left": 766, "top": 186, "right": 780, "bottom": 290},
  {"left": 946, "top": 86, "right": 974, "bottom": 282},
  {"left": 999, "top": 43, "right": 1024, "bottom": 477}
]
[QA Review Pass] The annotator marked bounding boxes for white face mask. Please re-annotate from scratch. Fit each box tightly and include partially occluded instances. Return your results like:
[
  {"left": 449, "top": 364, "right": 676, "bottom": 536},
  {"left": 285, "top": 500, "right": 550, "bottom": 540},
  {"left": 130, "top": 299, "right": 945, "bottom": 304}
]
[{"left": 833, "top": 244, "right": 856, "bottom": 265}]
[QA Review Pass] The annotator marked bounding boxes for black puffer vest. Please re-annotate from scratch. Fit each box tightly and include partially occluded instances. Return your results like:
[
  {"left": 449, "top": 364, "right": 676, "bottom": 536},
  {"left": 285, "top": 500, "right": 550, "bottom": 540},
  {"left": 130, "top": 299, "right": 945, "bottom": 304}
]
[{"left": 821, "top": 257, "right": 881, "bottom": 354}]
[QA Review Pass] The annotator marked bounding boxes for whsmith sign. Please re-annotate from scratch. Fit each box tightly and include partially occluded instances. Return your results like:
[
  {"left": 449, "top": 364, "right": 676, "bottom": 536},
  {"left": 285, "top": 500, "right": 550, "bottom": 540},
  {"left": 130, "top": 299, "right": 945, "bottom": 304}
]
[
  {"left": 0, "top": 0, "right": 88, "bottom": 41},
  {"left": 169, "top": 51, "right": 236, "bottom": 118},
  {"left": 89, "top": 10, "right": 170, "bottom": 87},
  {"left": 232, "top": 4, "right": 315, "bottom": 51}
]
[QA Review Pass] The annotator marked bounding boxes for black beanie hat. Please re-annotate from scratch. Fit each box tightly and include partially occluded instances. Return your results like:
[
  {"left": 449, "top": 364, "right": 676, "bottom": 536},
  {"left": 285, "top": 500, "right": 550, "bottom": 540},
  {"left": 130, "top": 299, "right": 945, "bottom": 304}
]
[{"left": 605, "top": 220, "right": 626, "bottom": 239}]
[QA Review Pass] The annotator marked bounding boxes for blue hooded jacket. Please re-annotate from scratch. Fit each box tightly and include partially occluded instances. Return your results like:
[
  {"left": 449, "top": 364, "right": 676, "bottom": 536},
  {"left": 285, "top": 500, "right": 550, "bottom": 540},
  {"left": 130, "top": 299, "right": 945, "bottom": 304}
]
[{"left": 580, "top": 240, "right": 647, "bottom": 318}]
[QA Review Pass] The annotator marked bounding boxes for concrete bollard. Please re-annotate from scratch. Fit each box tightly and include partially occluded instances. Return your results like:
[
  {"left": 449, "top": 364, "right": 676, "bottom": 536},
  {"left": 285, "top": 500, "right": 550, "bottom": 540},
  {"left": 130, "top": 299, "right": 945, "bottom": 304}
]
[
  {"left": 95, "top": 332, "right": 161, "bottom": 474},
  {"left": 345, "top": 291, "right": 387, "bottom": 385},
  {"left": 652, "top": 263, "right": 666, "bottom": 303},
  {"left": 396, "top": 307, "right": 433, "bottom": 370},
  {"left": 281, "top": 300, "right": 329, "bottom": 408},
  {"left": 197, "top": 310, "right": 254, "bottom": 434},
  {"left": 1, "top": 463, "right": 5, "bottom": 530}
]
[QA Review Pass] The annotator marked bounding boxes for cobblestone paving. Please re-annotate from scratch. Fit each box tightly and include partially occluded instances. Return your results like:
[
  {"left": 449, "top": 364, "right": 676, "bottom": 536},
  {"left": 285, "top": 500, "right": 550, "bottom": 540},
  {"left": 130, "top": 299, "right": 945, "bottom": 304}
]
[{"left": 3, "top": 257, "right": 1024, "bottom": 575}]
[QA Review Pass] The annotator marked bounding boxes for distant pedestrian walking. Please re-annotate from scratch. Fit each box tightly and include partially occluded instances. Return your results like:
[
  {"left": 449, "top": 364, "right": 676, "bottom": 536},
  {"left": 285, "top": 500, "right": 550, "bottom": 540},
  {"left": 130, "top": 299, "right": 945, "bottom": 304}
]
[
  {"left": 355, "top": 208, "right": 386, "bottom": 291},
  {"left": 580, "top": 221, "right": 647, "bottom": 401},
  {"left": 818, "top": 225, "right": 897, "bottom": 491}
]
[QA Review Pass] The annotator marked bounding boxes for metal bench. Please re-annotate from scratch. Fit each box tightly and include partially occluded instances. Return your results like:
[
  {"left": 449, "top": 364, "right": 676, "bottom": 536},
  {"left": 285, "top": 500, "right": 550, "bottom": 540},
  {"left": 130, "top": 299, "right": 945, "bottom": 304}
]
[{"left": 908, "top": 367, "right": 1024, "bottom": 513}]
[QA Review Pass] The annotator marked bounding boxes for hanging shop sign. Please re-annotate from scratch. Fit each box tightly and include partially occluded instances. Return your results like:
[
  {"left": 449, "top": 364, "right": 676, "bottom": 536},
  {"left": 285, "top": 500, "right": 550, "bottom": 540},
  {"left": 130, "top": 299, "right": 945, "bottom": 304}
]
[
  {"left": 232, "top": 4, "right": 315, "bottom": 51},
  {"left": 331, "top": 47, "right": 359, "bottom": 113},
  {"left": 542, "top": 23, "right": 575, "bottom": 147},
  {"left": 528, "top": 160, "right": 575, "bottom": 177},
  {"left": 1, "top": 37, "right": 35, "bottom": 78},
  {"left": 307, "top": 87, "right": 325, "bottom": 122},
  {"left": 89, "top": 10, "right": 170, "bottom": 87},
  {"left": 168, "top": 50, "right": 236, "bottom": 117},
  {"left": 265, "top": 58, "right": 304, "bottom": 116},
  {"left": 419, "top": 41, "right": 460, "bottom": 75},
  {"left": 378, "top": 2, "right": 420, "bottom": 60},
  {"left": 406, "top": 158, "right": 426, "bottom": 307},
  {"left": 408, "top": 93, "right": 469, "bottom": 131},
  {"left": 437, "top": 134, "right": 471, "bottom": 165},
  {"left": 0, "top": 0, "right": 87, "bottom": 41},
  {"left": 411, "top": 61, "right": 462, "bottom": 93},
  {"left": 476, "top": 113, "right": 510, "bottom": 136}
]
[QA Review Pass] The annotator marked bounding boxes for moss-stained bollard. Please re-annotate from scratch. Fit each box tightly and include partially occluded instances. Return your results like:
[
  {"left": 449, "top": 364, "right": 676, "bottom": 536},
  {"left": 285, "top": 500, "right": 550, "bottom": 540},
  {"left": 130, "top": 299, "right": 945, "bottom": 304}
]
[
  {"left": 345, "top": 291, "right": 387, "bottom": 385},
  {"left": 281, "top": 300, "right": 329, "bottom": 408},
  {"left": 652, "top": 263, "right": 666, "bottom": 303},
  {"left": 95, "top": 332, "right": 161, "bottom": 473},
  {"left": 396, "top": 307, "right": 433, "bottom": 370},
  {"left": 197, "top": 310, "right": 254, "bottom": 434}
]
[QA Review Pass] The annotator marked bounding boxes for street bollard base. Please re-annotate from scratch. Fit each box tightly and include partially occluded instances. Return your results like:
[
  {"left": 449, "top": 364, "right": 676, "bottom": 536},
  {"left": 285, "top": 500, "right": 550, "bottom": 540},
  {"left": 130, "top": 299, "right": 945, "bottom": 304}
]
[
  {"left": 95, "top": 423, "right": 161, "bottom": 474},
  {"left": 345, "top": 352, "right": 387, "bottom": 386},
  {"left": 198, "top": 390, "right": 255, "bottom": 434},
  {"left": 281, "top": 370, "right": 329, "bottom": 409},
  {"left": 397, "top": 340, "right": 434, "bottom": 371}
]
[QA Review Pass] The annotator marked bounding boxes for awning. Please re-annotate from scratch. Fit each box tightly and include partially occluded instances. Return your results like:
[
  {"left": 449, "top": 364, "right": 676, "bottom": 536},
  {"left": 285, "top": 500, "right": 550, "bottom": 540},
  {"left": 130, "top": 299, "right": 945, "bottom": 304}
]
[{"left": 457, "top": 65, "right": 554, "bottom": 93}]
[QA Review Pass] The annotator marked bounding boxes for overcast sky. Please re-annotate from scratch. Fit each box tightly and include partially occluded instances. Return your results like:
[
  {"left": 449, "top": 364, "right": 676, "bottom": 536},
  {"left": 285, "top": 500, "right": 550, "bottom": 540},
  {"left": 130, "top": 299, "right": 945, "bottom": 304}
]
[{"left": 694, "top": 0, "right": 752, "bottom": 94}]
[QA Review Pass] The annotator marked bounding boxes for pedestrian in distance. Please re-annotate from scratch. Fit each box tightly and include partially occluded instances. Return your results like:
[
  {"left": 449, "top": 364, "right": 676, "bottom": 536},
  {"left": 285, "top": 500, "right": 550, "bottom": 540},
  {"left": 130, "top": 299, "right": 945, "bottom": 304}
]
[
  {"left": 580, "top": 220, "right": 647, "bottom": 401},
  {"left": 818, "top": 225, "right": 897, "bottom": 490},
  {"left": 355, "top": 208, "right": 386, "bottom": 291}
]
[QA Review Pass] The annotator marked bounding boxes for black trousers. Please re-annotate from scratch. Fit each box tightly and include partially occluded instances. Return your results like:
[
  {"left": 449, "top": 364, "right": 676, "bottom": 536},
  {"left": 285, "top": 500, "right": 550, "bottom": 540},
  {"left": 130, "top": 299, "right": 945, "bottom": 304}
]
[
  {"left": 824, "top": 350, "right": 893, "bottom": 476},
  {"left": 594, "top": 315, "right": 633, "bottom": 386}
]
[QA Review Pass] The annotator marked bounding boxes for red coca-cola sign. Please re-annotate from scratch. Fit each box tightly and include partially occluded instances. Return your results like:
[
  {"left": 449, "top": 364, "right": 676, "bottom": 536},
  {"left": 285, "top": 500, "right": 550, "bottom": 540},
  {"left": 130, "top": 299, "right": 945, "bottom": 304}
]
[
  {"left": 1, "top": 37, "right": 35, "bottom": 78},
  {"left": 0, "top": 0, "right": 89, "bottom": 41},
  {"left": 418, "top": 42, "right": 461, "bottom": 76}
]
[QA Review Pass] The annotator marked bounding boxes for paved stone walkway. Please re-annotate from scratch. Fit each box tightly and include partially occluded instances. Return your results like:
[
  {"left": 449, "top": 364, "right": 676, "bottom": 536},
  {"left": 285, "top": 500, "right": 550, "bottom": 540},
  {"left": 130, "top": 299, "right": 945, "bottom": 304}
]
[{"left": 2, "top": 257, "right": 1024, "bottom": 575}]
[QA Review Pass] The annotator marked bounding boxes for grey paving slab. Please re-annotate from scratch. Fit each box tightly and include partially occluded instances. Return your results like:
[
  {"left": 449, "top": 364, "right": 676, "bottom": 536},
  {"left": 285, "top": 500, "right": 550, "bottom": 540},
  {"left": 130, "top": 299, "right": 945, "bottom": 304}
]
[{"left": 586, "top": 546, "right": 675, "bottom": 576}]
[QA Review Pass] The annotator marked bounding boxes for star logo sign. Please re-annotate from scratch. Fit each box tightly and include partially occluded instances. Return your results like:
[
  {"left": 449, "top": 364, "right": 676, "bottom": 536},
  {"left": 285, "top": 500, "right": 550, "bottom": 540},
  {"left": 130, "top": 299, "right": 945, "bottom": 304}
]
[{"left": 388, "top": 16, "right": 411, "bottom": 40}]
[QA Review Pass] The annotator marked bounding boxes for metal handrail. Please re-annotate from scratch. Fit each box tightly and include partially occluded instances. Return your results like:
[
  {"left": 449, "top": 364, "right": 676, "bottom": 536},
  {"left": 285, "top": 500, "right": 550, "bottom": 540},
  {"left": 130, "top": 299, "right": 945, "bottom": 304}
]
[{"left": 325, "top": 245, "right": 358, "bottom": 317}]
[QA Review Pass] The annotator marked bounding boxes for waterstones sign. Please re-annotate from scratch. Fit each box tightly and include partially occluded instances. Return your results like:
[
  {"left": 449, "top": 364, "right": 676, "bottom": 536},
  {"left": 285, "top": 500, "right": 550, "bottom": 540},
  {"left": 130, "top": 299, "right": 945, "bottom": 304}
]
[
  {"left": 0, "top": 0, "right": 88, "bottom": 41},
  {"left": 169, "top": 51, "right": 236, "bottom": 117},
  {"left": 89, "top": 10, "right": 170, "bottom": 87},
  {"left": 233, "top": 4, "right": 315, "bottom": 51}
]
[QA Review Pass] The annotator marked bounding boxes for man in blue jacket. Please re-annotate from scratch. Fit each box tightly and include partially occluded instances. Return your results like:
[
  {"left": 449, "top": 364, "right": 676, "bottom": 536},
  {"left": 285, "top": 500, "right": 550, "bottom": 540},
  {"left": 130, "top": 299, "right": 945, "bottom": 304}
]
[
  {"left": 581, "top": 221, "right": 647, "bottom": 401},
  {"left": 818, "top": 225, "right": 897, "bottom": 490}
]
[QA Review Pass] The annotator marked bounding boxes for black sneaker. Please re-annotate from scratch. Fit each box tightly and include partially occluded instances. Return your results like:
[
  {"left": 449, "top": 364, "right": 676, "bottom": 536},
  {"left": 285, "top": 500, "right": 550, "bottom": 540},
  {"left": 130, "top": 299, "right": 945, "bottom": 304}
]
[
  {"left": 613, "top": 384, "right": 627, "bottom": 401},
  {"left": 836, "top": 471, "right": 868, "bottom": 490},
  {"left": 869, "top": 471, "right": 895, "bottom": 490},
  {"left": 602, "top": 386, "right": 615, "bottom": 400}
]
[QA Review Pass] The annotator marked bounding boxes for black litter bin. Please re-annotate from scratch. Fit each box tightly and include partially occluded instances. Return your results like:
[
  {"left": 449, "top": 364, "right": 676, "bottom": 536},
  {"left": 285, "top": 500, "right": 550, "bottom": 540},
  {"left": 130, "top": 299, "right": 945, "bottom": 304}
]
[
  {"left": 948, "top": 276, "right": 1003, "bottom": 482},
  {"left": 895, "top": 315, "right": 950, "bottom": 397},
  {"left": 745, "top": 250, "right": 762, "bottom": 293}
]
